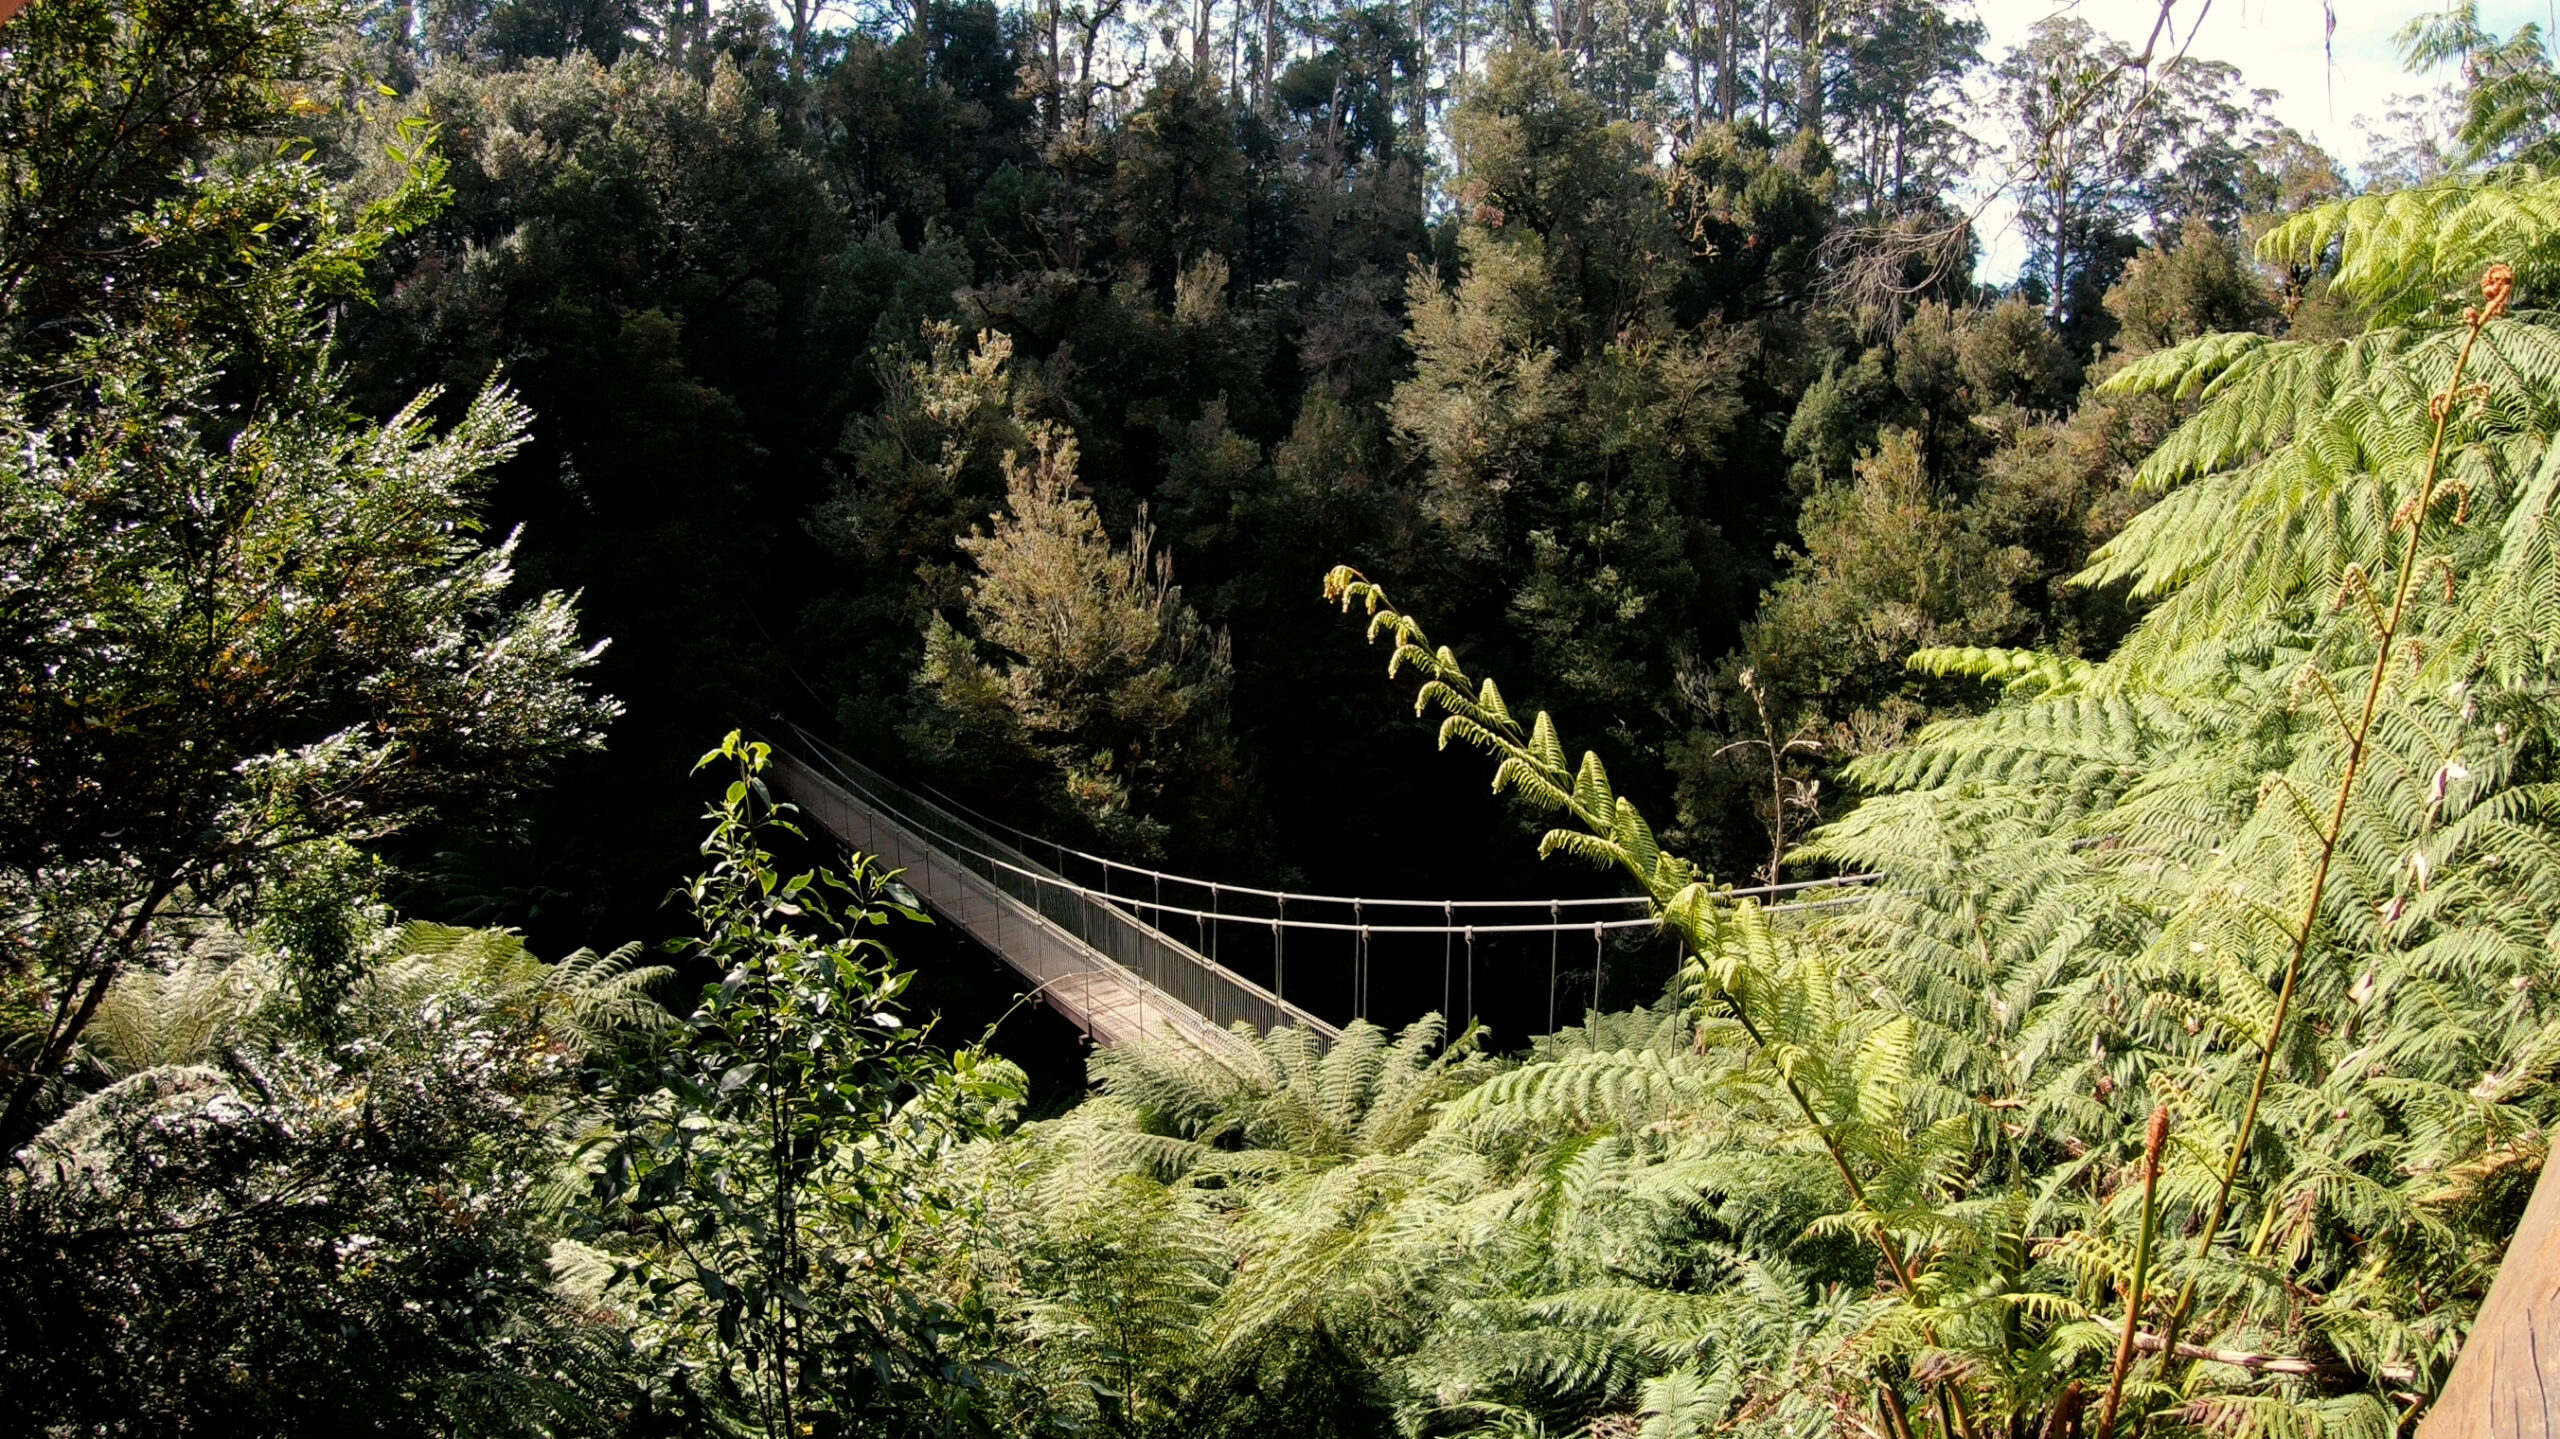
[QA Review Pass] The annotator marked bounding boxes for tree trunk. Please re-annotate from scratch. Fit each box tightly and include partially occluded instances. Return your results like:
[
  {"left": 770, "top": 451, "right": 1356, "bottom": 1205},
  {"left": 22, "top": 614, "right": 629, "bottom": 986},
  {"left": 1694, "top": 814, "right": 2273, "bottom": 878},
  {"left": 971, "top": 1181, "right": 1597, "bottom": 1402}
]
[
  {"left": 1718, "top": 0, "right": 1738, "bottom": 124},
  {"left": 1411, "top": 0, "right": 1430, "bottom": 137},
  {"left": 1456, "top": 0, "right": 1469, "bottom": 94},
  {"left": 1680, "top": 0, "right": 1702, "bottom": 121},
  {"left": 1257, "top": 0, "right": 1276, "bottom": 113},
  {"left": 1756, "top": 19, "right": 1772, "bottom": 126},
  {"left": 1045, "top": 2, "right": 1062, "bottom": 136},
  {"left": 786, "top": 0, "right": 811, "bottom": 84},
  {"left": 2422, "top": 1145, "right": 2560, "bottom": 1437},
  {"left": 1792, "top": 0, "right": 1821, "bottom": 135}
]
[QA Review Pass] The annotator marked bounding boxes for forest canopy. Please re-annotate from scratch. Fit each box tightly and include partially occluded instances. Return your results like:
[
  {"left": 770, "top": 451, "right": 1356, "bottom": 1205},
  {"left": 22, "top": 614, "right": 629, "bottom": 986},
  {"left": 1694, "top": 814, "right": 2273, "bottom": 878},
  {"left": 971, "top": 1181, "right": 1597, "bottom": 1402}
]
[{"left": 8, "top": 0, "right": 2560, "bottom": 1434}]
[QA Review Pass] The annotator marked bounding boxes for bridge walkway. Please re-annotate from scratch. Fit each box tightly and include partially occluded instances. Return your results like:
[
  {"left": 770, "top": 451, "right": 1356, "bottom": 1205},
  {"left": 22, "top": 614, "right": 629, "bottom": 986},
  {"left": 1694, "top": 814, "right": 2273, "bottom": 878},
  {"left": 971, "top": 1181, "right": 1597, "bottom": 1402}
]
[
  {"left": 767, "top": 729, "right": 1873, "bottom": 1050},
  {"left": 770, "top": 738, "right": 1332, "bottom": 1049}
]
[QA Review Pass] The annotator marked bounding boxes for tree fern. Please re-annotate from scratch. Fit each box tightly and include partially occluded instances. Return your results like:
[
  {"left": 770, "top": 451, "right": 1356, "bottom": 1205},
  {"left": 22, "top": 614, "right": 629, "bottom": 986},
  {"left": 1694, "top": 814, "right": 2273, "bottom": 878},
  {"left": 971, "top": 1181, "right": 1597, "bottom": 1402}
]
[
  {"left": 1315, "top": 249, "right": 2560, "bottom": 1426},
  {"left": 1786, "top": 198, "right": 2560, "bottom": 1435},
  {"left": 943, "top": 129, "right": 2560, "bottom": 1439},
  {"left": 2260, "top": 169, "right": 2560, "bottom": 324}
]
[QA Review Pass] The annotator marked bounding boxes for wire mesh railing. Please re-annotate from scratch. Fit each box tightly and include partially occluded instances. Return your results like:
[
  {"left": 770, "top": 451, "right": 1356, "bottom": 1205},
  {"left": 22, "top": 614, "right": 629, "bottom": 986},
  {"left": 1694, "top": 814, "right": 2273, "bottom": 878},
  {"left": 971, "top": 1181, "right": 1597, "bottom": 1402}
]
[
  {"left": 768, "top": 726, "right": 1879, "bottom": 1045},
  {"left": 819, "top": 723, "right": 1875, "bottom": 920},
  {"left": 767, "top": 740, "right": 1336, "bottom": 1047}
]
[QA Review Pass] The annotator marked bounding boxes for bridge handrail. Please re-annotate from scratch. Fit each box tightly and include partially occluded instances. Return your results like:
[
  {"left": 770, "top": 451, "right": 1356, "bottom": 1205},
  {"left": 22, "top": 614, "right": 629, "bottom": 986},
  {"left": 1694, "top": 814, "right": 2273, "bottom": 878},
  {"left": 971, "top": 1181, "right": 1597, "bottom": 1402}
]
[
  {"left": 770, "top": 739, "right": 1342, "bottom": 1042},
  {"left": 779, "top": 723, "right": 1877, "bottom": 926},
  {"left": 771, "top": 731, "right": 1888, "bottom": 1044}
]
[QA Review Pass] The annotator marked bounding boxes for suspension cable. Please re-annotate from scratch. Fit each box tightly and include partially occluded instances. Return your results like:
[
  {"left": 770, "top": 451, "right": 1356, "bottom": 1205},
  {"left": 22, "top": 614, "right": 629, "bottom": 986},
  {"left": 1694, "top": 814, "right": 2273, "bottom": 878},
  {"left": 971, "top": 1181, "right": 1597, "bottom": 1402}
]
[
  {"left": 1361, "top": 922, "right": 1373, "bottom": 1020},
  {"left": 1442, "top": 902, "right": 1454, "bottom": 1019},
  {"left": 1354, "top": 900, "right": 1366, "bottom": 1020},
  {"left": 778, "top": 733, "right": 1865, "bottom": 936},
  {"left": 765, "top": 730, "right": 1887, "bottom": 1044},
  {"left": 1593, "top": 923, "right": 1605, "bottom": 1013},
  {"left": 1464, "top": 926, "right": 1476, "bottom": 1023},
  {"left": 1548, "top": 900, "right": 1560, "bottom": 1033},
  {"left": 780, "top": 723, "right": 1869, "bottom": 913}
]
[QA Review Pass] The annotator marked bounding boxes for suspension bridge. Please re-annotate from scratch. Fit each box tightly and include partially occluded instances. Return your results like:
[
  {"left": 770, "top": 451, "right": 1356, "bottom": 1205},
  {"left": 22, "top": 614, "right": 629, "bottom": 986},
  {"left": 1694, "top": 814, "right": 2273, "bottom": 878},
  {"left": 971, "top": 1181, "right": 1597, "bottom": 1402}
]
[{"left": 766, "top": 725, "right": 1873, "bottom": 1050}]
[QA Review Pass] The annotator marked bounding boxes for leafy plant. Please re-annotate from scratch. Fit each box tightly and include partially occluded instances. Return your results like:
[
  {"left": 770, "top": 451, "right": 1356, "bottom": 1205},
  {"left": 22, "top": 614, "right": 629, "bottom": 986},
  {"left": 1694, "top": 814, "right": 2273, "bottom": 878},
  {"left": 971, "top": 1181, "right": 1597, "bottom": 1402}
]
[
  {"left": 1310, "top": 219, "right": 2560, "bottom": 1433},
  {"left": 0, "top": 0, "right": 347, "bottom": 348},
  {"left": 0, "top": 235, "right": 617, "bottom": 1151},
  {"left": 1, "top": 914, "right": 662, "bottom": 1436},
  {"left": 572, "top": 732, "right": 1026, "bottom": 1439},
  {"left": 967, "top": 1014, "right": 1488, "bottom": 1438},
  {"left": 911, "top": 423, "right": 1238, "bottom": 855}
]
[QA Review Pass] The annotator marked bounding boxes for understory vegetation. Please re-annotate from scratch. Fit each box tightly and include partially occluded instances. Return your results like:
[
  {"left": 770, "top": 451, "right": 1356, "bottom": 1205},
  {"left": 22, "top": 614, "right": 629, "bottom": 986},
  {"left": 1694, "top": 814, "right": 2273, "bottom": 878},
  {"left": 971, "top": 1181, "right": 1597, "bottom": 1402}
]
[{"left": 12, "top": 0, "right": 2560, "bottom": 1433}]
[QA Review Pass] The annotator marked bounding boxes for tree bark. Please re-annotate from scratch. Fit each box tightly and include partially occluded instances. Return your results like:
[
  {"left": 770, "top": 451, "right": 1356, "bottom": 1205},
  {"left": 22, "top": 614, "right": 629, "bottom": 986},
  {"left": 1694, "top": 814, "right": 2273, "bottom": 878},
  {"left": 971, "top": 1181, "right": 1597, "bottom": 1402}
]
[
  {"left": 1679, "top": 0, "right": 1702, "bottom": 120},
  {"left": 1256, "top": 0, "right": 1275, "bottom": 113},
  {"left": 2423, "top": 1145, "right": 2560, "bottom": 1438},
  {"left": 1791, "top": 0, "right": 1822, "bottom": 135},
  {"left": 1456, "top": 0, "right": 1469, "bottom": 95}
]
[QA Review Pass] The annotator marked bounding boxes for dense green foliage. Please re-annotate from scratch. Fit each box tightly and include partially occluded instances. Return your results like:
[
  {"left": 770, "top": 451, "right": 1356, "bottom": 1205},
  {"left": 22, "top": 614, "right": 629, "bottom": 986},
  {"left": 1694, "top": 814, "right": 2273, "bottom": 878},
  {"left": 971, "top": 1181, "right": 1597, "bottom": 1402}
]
[
  {"left": 932, "top": 204, "right": 2560, "bottom": 1431},
  {"left": 565, "top": 735, "right": 1027, "bottom": 1436},
  {"left": 268, "top": 0, "right": 2360, "bottom": 934},
  {"left": 18, "top": 0, "right": 2560, "bottom": 1435},
  {"left": 0, "top": 0, "right": 618, "bottom": 1153}
]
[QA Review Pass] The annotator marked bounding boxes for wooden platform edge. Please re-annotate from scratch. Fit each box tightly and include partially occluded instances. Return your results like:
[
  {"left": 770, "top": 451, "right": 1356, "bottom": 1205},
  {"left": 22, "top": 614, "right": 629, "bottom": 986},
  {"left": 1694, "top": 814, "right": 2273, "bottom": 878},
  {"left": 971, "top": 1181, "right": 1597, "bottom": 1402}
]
[{"left": 2421, "top": 1142, "right": 2560, "bottom": 1438}]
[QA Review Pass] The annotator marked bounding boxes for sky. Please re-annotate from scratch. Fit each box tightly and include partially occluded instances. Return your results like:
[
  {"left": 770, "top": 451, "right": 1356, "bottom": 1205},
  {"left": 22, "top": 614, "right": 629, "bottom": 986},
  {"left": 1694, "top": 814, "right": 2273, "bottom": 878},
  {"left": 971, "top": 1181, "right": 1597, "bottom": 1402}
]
[{"left": 1964, "top": 0, "right": 2554, "bottom": 278}]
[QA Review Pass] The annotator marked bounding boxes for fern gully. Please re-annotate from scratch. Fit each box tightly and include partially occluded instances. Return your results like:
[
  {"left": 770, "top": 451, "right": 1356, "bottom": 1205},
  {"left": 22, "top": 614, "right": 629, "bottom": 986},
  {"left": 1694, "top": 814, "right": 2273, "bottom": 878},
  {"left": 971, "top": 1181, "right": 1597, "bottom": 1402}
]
[{"left": 1293, "top": 191, "right": 2560, "bottom": 1436}]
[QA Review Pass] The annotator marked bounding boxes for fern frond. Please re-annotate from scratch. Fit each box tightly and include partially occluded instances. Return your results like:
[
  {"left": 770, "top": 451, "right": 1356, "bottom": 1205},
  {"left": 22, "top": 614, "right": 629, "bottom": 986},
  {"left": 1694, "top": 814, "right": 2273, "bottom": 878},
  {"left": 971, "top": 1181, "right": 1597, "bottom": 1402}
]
[{"left": 2260, "top": 171, "right": 2560, "bottom": 324}]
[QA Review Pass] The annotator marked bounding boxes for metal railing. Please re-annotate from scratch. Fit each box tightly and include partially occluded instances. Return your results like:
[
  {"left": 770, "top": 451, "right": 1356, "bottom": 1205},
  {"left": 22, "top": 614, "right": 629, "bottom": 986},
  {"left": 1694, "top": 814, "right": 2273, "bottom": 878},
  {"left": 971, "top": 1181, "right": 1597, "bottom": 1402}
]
[
  {"left": 768, "top": 740, "right": 1338, "bottom": 1049},
  {"left": 767, "top": 729, "right": 1883, "bottom": 1048}
]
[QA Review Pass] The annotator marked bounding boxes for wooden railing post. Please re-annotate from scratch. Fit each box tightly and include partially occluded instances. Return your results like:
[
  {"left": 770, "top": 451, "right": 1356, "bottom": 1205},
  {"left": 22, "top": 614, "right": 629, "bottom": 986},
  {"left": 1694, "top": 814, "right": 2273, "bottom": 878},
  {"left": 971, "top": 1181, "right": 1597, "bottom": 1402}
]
[{"left": 2422, "top": 1144, "right": 2560, "bottom": 1437}]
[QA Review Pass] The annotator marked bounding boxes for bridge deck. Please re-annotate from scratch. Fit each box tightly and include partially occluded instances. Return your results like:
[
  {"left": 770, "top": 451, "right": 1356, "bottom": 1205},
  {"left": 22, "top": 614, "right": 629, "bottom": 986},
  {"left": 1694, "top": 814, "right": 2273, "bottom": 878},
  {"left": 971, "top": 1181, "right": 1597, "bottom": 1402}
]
[
  {"left": 770, "top": 736, "right": 1875, "bottom": 1051},
  {"left": 771, "top": 745, "right": 1337, "bottom": 1050}
]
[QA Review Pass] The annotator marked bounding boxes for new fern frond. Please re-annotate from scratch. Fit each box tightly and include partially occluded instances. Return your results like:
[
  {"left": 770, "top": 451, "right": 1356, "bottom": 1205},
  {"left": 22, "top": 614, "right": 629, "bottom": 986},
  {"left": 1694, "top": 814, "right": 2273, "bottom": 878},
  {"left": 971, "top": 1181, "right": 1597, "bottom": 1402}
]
[
  {"left": 2148, "top": 266, "right": 2519, "bottom": 1396},
  {"left": 1325, "top": 566, "right": 1983, "bottom": 1433}
]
